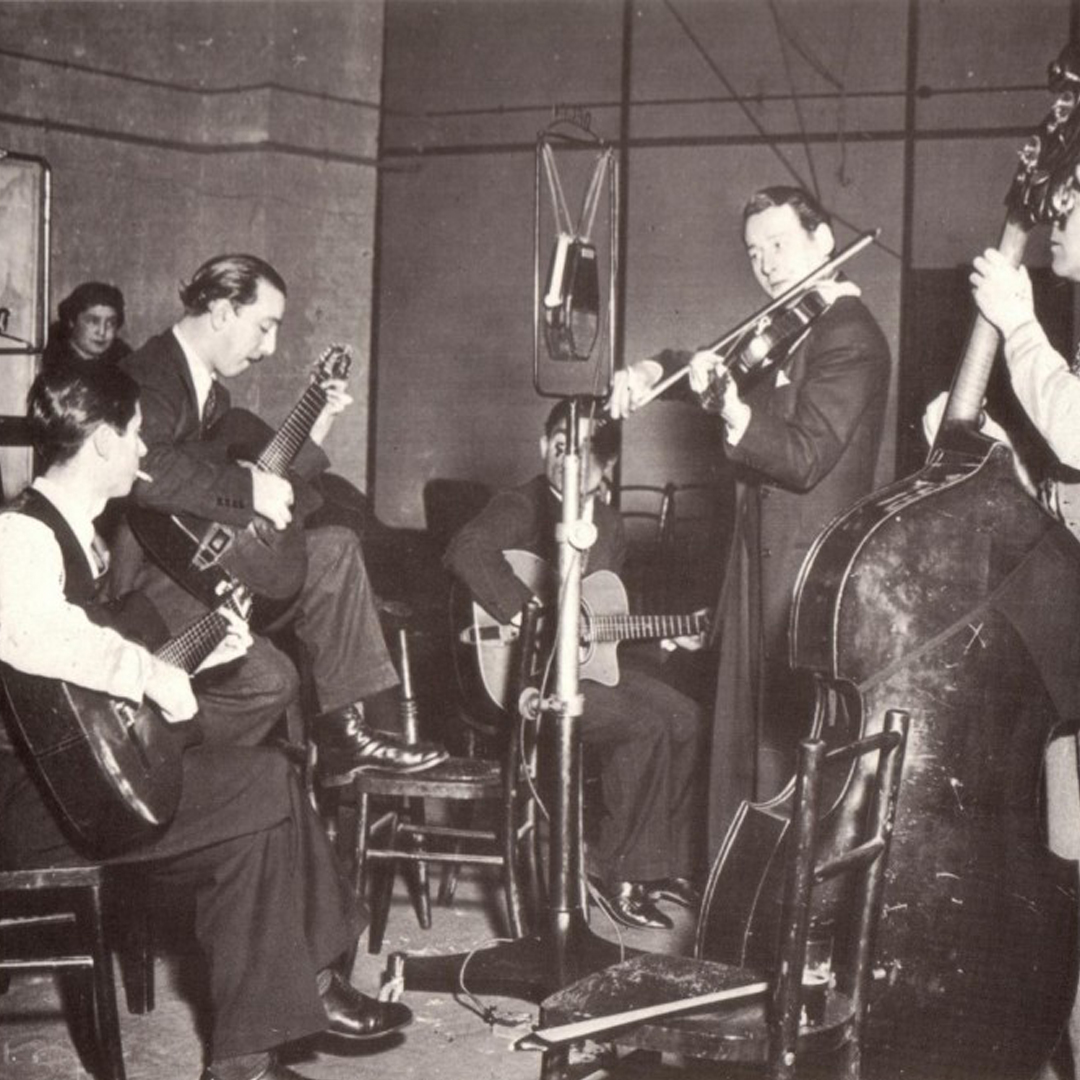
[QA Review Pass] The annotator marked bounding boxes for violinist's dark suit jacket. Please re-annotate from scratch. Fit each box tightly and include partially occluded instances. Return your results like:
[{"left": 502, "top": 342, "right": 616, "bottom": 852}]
[{"left": 694, "top": 295, "right": 890, "bottom": 857}]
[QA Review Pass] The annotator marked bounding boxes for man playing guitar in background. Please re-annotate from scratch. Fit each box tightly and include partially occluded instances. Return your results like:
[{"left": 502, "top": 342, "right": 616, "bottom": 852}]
[{"left": 445, "top": 399, "right": 706, "bottom": 931}]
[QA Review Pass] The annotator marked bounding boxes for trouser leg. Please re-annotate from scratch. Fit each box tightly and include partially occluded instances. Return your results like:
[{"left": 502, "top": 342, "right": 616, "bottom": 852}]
[
  {"left": 580, "top": 676, "right": 672, "bottom": 886},
  {"left": 291, "top": 526, "right": 399, "bottom": 714},
  {"left": 143, "top": 747, "right": 362, "bottom": 1058}
]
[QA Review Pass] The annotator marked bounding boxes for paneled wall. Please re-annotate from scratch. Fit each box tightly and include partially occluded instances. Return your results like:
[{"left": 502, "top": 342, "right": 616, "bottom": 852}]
[
  {"left": 0, "top": 0, "right": 383, "bottom": 487},
  {"left": 374, "top": 0, "right": 1075, "bottom": 528}
]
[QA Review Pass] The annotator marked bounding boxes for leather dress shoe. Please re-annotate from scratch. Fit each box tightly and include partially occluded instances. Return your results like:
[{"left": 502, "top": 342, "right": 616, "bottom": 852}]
[
  {"left": 321, "top": 971, "right": 413, "bottom": 1039},
  {"left": 316, "top": 705, "right": 448, "bottom": 784},
  {"left": 645, "top": 876, "right": 701, "bottom": 909},
  {"left": 591, "top": 878, "right": 674, "bottom": 931}
]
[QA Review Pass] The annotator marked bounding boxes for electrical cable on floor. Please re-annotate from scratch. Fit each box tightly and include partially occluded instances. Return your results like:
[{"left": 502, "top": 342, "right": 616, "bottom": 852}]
[{"left": 456, "top": 937, "right": 536, "bottom": 1029}]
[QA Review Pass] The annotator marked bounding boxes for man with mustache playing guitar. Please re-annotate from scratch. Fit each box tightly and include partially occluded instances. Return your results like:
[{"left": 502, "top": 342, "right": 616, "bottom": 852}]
[
  {"left": 111, "top": 254, "right": 446, "bottom": 778},
  {"left": 446, "top": 399, "right": 706, "bottom": 931},
  {"left": 0, "top": 362, "right": 417, "bottom": 1080}
]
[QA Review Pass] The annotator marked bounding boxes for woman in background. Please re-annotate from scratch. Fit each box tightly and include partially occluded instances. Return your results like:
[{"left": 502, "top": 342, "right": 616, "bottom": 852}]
[{"left": 42, "top": 280, "right": 131, "bottom": 367}]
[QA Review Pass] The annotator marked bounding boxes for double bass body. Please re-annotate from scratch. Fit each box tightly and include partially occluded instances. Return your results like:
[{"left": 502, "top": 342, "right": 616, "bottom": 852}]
[{"left": 789, "top": 438, "right": 1080, "bottom": 1078}]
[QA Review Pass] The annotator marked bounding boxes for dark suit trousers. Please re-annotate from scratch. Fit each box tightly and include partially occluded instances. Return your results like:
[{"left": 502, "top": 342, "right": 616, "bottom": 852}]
[
  {"left": 138, "top": 525, "right": 400, "bottom": 743},
  {"left": 580, "top": 663, "right": 705, "bottom": 886},
  {"left": 0, "top": 745, "right": 362, "bottom": 1058}
]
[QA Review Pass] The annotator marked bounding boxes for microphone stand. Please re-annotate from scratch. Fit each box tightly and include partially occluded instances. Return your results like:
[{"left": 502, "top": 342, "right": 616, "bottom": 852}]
[
  {"left": 395, "top": 397, "right": 622, "bottom": 1002},
  {"left": 546, "top": 397, "right": 593, "bottom": 985}
]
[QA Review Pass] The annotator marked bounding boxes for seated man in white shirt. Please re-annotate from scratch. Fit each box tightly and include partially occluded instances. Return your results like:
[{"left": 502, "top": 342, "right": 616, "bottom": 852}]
[{"left": 0, "top": 362, "right": 414, "bottom": 1080}]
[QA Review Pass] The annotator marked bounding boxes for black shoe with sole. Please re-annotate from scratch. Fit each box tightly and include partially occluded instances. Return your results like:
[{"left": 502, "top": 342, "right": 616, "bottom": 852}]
[
  {"left": 316, "top": 705, "right": 448, "bottom": 784},
  {"left": 590, "top": 878, "right": 674, "bottom": 931},
  {"left": 321, "top": 972, "right": 413, "bottom": 1040}
]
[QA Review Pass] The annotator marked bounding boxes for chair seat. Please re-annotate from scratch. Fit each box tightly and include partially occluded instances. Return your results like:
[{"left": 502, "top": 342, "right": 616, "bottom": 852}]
[
  {"left": 541, "top": 953, "right": 852, "bottom": 1065},
  {"left": 346, "top": 755, "right": 502, "bottom": 798}
]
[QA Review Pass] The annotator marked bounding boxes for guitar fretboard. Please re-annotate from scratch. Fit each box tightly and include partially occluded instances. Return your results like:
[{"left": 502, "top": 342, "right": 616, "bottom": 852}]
[
  {"left": 155, "top": 609, "right": 231, "bottom": 673},
  {"left": 583, "top": 612, "right": 707, "bottom": 643},
  {"left": 256, "top": 382, "right": 329, "bottom": 476}
]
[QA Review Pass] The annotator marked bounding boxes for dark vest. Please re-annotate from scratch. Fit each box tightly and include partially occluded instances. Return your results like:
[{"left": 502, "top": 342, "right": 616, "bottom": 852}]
[
  {"left": 5, "top": 487, "right": 99, "bottom": 604},
  {"left": 0, "top": 490, "right": 166, "bottom": 758}
]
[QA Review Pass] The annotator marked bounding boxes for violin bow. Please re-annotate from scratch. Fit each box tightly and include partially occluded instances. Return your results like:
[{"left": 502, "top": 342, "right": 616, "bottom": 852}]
[{"left": 627, "top": 228, "right": 880, "bottom": 411}]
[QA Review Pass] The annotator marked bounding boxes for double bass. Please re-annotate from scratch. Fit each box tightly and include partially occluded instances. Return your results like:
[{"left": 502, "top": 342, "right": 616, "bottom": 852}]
[{"left": 698, "top": 45, "right": 1080, "bottom": 1080}]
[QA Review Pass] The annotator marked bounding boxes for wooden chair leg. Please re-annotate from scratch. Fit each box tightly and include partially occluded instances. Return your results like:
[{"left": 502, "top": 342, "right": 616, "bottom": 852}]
[
  {"left": 367, "top": 854, "right": 398, "bottom": 955},
  {"left": 352, "top": 785, "right": 372, "bottom": 899},
  {"left": 401, "top": 799, "right": 432, "bottom": 930},
  {"left": 118, "top": 906, "right": 154, "bottom": 1015},
  {"left": 85, "top": 884, "right": 127, "bottom": 1080}
]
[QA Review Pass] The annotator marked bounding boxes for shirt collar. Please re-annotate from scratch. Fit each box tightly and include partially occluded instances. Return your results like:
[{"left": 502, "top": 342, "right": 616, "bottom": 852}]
[
  {"left": 32, "top": 475, "right": 100, "bottom": 575},
  {"left": 172, "top": 325, "right": 216, "bottom": 418}
]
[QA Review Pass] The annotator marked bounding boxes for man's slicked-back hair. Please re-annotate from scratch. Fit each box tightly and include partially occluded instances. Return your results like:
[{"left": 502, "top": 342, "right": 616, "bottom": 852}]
[
  {"left": 178, "top": 254, "right": 287, "bottom": 316},
  {"left": 27, "top": 361, "right": 140, "bottom": 470},
  {"left": 742, "top": 186, "right": 832, "bottom": 235}
]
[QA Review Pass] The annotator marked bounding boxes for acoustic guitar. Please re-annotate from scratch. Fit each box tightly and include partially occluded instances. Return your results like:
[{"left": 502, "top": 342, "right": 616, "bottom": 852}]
[
  {"left": 456, "top": 548, "right": 709, "bottom": 713},
  {"left": 128, "top": 344, "right": 352, "bottom": 607},
  {"left": 0, "top": 584, "right": 251, "bottom": 855}
]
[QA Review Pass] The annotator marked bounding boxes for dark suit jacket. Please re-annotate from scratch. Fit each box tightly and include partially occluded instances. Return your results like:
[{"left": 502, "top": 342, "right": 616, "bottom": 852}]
[
  {"left": 120, "top": 330, "right": 328, "bottom": 528},
  {"left": 727, "top": 295, "right": 890, "bottom": 660},
  {"left": 445, "top": 475, "right": 627, "bottom": 625},
  {"left": 701, "top": 294, "right": 890, "bottom": 855}
]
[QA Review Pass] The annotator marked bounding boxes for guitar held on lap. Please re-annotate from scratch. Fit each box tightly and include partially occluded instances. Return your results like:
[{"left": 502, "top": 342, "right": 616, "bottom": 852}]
[{"left": 128, "top": 344, "right": 352, "bottom": 609}]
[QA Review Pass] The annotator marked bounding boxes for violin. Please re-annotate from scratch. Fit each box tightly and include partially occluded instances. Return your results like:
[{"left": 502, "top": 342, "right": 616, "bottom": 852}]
[{"left": 698, "top": 289, "right": 831, "bottom": 413}]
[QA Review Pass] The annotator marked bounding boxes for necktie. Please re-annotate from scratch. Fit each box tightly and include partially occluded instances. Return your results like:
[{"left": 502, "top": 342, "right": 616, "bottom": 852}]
[{"left": 202, "top": 380, "right": 220, "bottom": 436}]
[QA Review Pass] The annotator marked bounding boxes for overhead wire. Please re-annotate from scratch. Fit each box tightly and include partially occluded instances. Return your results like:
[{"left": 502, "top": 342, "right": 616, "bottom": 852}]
[
  {"left": 769, "top": 0, "right": 822, "bottom": 204},
  {"left": 662, "top": 0, "right": 900, "bottom": 260}
]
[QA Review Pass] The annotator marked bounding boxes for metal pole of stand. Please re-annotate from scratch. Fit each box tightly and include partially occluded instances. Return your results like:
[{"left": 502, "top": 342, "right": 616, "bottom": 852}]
[{"left": 547, "top": 398, "right": 592, "bottom": 987}]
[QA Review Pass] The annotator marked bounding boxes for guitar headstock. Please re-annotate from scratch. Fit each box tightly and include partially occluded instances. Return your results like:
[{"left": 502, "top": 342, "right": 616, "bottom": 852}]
[
  {"left": 313, "top": 344, "right": 353, "bottom": 386},
  {"left": 1008, "top": 42, "right": 1080, "bottom": 227}
]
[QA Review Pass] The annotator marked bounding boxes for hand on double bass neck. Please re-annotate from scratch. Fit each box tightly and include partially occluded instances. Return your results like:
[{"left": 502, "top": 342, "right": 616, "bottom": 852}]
[{"left": 970, "top": 247, "right": 1037, "bottom": 340}]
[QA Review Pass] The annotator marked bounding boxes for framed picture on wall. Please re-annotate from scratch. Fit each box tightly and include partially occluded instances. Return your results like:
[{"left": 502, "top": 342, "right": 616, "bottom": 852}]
[
  {"left": 0, "top": 150, "right": 48, "bottom": 499},
  {"left": 0, "top": 150, "right": 49, "bottom": 355}
]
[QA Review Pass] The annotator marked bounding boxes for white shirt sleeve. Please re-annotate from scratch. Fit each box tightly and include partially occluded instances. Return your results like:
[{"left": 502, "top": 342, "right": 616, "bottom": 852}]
[
  {"left": 1003, "top": 320, "right": 1080, "bottom": 470},
  {"left": 0, "top": 513, "right": 154, "bottom": 703}
]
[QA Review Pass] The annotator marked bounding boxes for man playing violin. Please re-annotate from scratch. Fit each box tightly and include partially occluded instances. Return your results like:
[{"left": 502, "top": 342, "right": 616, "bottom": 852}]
[{"left": 610, "top": 185, "right": 890, "bottom": 857}]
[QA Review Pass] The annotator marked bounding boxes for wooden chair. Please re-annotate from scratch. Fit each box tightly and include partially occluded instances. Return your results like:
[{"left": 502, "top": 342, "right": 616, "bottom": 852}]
[
  {"left": 615, "top": 481, "right": 727, "bottom": 614},
  {"left": 534, "top": 710, "right": 910, "bottom": 1080},
  {"left": 0, "top": 862, "right": 153, "bottom": 1080},
  {"left": 328, "top": 608, "right": 544, "bottom": 954}
]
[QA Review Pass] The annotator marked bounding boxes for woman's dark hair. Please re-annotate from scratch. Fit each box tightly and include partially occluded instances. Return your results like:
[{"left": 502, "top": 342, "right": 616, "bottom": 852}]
[
  {"left": 178, "top": 254, "right": 288, "bottom": 315},
  {"left": 27, "top": 361, "right": 140, "bottom": 469},
  {"left": 57, "top": 281, "right": 126, "bottom": 331},
  {"left": 742, "top": 186, "right": 832, "bottom": 234}
]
